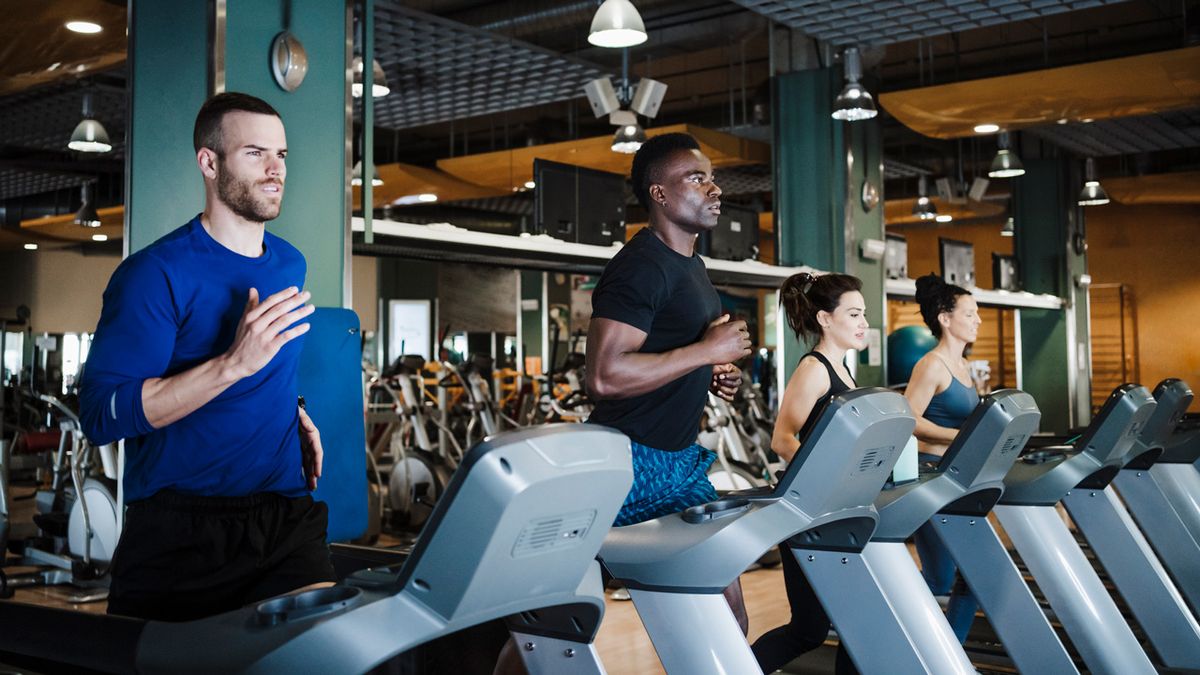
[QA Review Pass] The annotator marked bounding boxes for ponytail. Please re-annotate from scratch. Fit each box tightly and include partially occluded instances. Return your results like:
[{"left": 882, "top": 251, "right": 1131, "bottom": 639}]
[{"left": 780, "top": 272, "right": 862, "bottom": 343}]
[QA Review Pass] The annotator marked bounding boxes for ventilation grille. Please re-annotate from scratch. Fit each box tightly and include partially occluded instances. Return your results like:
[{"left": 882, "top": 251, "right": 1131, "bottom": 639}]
[
  {"left": 512, "top": 510, "right": 596, "bottom": 559},
  {"left": 999, "top": 435, "right": 1023, "bottom": 456},
  {"left": 856, "top": 445, "right": 895, "bottom": 473}
]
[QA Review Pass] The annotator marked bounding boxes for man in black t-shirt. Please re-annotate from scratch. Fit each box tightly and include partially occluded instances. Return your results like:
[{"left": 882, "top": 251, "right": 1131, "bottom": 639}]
[{"left": 586, "top": 132, "right": 752, "bottom": 629}]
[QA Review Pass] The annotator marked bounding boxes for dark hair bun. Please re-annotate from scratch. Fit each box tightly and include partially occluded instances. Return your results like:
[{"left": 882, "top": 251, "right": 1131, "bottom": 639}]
[
  {"left": 914, "top": 273, "right": 946, "bottom": 303},
  {"left": 914, "top": 273, "right": 970, "bottom": 339}
]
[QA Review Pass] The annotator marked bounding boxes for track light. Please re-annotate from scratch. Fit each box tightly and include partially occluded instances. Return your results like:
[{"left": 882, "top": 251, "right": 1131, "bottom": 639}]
[
  {"left": 1078, "top": 158, "right": 1109, "bottom": 206},
  {"left": 912, "top": 176, "right": 937, "bottom": 220},
  {"left": 1001, "top": 217, "right": 1015, "bottom": 237},
  {"left": 351, "top": 57, "right": 389, "bottom": 98},
  {"left": 611, "top": 123, "right": 646, "bottom": 154},
  {"left": 68, "top": 92, "right": 112, "bottom": 153},
  {"left": 75, "top": 183, "right": 102, "bottom": 227},
  {"left": 988, "top": 132, "right": 1025, "bottom": 178},
  {"left": 351, "top": 161, "right": 383, "bottom": 187},
  {"left": 588, "top": 0, "right": 647, "bottom": 49},
  {"left": 831, "top": 47, "right": 877, "bottom": 121}
]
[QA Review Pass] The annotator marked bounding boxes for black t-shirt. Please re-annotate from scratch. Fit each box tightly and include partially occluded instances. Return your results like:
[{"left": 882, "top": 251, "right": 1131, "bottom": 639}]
[{"left": 588, "top": 228, "right": 722, "bottom": 450}]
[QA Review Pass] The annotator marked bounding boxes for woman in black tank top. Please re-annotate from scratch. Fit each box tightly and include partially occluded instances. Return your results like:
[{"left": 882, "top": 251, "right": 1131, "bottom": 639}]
[{"left": 754, "top": 272, "right": 868, "bottom": 675}]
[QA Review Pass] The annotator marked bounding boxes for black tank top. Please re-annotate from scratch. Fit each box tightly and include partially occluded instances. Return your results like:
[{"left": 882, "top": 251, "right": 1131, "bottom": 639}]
[{"left": 797, "top": 351, "right": 856, "bottom": 440}]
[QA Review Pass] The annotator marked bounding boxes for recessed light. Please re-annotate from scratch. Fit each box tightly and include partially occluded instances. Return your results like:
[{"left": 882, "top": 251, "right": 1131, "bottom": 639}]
[
  {"left": 66, "top": 21, "right": 102, "bottom": 34},
  {"left": 92, "top": 234, "right": 109, "bottom": 242},
  {"left": 1080, "top": 118, "right": 1094, "bottom": 124},
  {"left": 1056, "top": 118, "right": 1069, "bottom": 125},
  {"left": 23, "top": 243, "right": 38, "bottom": 251},
  {"left": 935, "top": 214, "right": 953, "bottom": 223},
  {"left": 524, "top": 180, "right": 536, "bottom": 189},
  {"left": 417, "top": 193, "right": 438, "bottom": 203},
  {"left": 47, "top": 62, "right": 62, "bottom": 71},
  {"left": 973, "top": 123, "right": 1000, "bottom": 134}
]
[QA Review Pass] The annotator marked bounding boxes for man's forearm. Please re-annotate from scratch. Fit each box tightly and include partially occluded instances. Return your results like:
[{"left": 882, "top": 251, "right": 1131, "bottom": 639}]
[
  {"left": 141, "top": 354, "right": 244, "bottom": 429},
  {"left": 590, "top": 342, "right": 711, "bottom": 400}
]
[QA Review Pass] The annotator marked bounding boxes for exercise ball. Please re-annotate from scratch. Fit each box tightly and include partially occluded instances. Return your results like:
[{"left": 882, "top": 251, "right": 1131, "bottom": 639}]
[{"left": 888, "top": 325, "right": 937, "bottom": 385}]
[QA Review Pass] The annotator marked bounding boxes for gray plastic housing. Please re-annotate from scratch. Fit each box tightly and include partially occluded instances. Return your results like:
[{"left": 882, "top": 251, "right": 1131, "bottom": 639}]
[
  {"left": 1001, "top": 384, "right": 1156, "bottom": 506},
  {"left": 872, "top": 389, "right": 1040, "bottom": 541},
  {"left": 600, "top": 388, "right": 915, "bottom": 592},
  {"left": 131, "top": 424, "right": 633, "bottom": 674}
]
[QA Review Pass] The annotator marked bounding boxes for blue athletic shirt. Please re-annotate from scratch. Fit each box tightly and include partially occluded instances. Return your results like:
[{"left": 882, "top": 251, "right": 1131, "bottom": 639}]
[{"left": 79, "top": 216, "right": 309, "bottom": 502}]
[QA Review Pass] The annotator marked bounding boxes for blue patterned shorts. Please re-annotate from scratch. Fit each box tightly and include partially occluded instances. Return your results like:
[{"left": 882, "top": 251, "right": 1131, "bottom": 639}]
[{"left": 614, "top": 441, "right": 719, "bottom": 527}]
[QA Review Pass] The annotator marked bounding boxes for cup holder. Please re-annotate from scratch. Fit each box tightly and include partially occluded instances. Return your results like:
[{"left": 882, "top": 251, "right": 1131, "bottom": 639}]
[
  {"left": 256, "top": 585, "right": 363, "bottom": 626},
  {"left": 681, "top": 497, "right": 751, "bottom": 524},
  {"left": 1021, "top": 449, "right": 1067, "bottom": 465}
]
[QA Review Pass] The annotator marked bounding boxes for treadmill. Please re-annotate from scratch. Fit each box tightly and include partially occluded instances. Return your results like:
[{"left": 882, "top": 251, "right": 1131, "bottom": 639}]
[
  {"left": 1111, "top": 378, "right": 1200, "bottom": 617},
  {"left": 818, "top": 388, "right": 1076, "bottom": 674},
  {"left": 0, "top": 424, "right": 632, "bottom": 674},
  {"left": 943, "top": 384, "right": 1160, "bottom": 675},
  {"left": 589, "top": 388, "right": 917, "bottom": 674}
]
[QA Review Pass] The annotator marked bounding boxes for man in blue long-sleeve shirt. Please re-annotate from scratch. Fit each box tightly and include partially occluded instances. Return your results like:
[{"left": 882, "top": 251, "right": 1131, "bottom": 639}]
[{"left": 80, "top": 92, "right": 336, "bottom": 621}]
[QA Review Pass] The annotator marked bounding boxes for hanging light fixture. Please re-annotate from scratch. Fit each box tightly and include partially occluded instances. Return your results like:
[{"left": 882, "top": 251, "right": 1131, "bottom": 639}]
[
  {"left": 588, "top": 0, "right": 647, "bottom": 49},
  {"left": 1001, "top": 216, "right": 1015, "bottom": 237},
  {"left": 74, "top": 183, "right": 102, "bottom": 227},
  {"left": 611, "top": 123, "right": 646, "bottom": 154},
  {"left": 351, "top": 160, "right": 383, "bottom": 187},
  {"left": 68, "top": 92, "right": 112, "bottom": 153},
  {"left": 1078, "top": 158, "right": 1110, "bottom": 206},
  {"left": 351, "top": 57, "right": 390, "bottom": 98},
  {"left": 831, "top": 47, "right": 877, "bottom": 121},
  {"left": 912, "top": 175, "right": 937, "bottom": 220},
  {"left": 988, "top": 132, "right": 1025, "bottom": 178}
]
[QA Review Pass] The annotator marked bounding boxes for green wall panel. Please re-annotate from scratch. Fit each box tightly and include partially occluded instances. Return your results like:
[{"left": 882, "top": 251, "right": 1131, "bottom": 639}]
[
  {"left": 1014, "top": 158, "right": 1089, "bottom": 431},
  {"left": 773, "top": 67, "right": 884, "bottom": 386},
  {"left": 125, "top": 0, "right": 209, "bottom": 254},
  {"left": 127, "top": 0, "right": 348, "bottom": 308},
  {"left": 224, "top": 0, "right": 348, "bottom": 307}
]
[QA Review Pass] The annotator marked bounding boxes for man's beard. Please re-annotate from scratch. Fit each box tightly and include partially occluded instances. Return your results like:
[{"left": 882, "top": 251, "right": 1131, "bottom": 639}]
[{"left": 216, "top": 161, "right": 282, "bottom": 223}]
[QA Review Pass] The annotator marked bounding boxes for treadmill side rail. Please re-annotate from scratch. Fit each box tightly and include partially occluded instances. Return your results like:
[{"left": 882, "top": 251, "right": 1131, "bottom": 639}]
[
  {"left": 932, "top": 514, "right": 1079, "bottom": 674},
  {"left": 794, "top": 548, "right": 941, "bottom": 675},
  {"left": 993, "top": 504, "right": 1156, "bottom": 675},
  {"left": 1114, "top": 464, "right": 1200, "bottom": 615},
  {"left": 1061, "top": 487, "right": 1200, "bottom": 669}
]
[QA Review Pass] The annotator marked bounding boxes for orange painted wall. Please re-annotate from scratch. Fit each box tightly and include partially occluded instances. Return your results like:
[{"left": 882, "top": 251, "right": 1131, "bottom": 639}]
[
  {"left": 1086, "top": 204, "right": 1200, "bottom": 411},
  {"left": 890, "top": 221, "right": 1014, "bottom": 290}
]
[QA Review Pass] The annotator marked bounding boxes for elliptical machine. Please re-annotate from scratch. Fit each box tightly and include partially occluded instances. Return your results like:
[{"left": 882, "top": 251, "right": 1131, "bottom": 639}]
[{"left": 4, "top": 394, "right": 121, "bottom": 602}]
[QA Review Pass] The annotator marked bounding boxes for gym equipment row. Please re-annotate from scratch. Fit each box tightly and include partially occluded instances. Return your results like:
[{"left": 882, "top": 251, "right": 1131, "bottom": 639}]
[{"left": 0, "top": 308, "right": 1196, "bottom": 673}]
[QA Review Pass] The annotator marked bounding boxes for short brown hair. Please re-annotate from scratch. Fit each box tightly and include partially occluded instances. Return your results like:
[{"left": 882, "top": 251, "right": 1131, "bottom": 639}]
[{"left": 193, "top": 92, "right": 281, "bottom": 155}]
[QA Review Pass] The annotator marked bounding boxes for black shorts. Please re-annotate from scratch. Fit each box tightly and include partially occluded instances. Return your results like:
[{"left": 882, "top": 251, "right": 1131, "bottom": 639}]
[{"left": 107, "top": 491, "right": 337, "bottom": 622}]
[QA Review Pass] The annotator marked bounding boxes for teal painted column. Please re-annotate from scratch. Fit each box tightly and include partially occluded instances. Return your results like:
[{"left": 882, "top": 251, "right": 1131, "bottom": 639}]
[
  {"left": 127, "top": 0, "right": 349, "bottom": 307},
  {"left": 125, "top": 1, "right": 209, "bottom": 254},
  {"left": 773, "top": 67, "right": 885, "bottom": 386},
  {"left": 1014, "top": 158, "right": 1090, "bottom": 432},
  {"left": 224, "top": 1, "right": 349, "bottom": 308}
]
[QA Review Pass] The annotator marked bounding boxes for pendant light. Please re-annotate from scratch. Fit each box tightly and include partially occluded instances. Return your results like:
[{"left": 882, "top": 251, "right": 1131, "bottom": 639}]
[
  {"left": 1001, "top": 216, "right": 1015, "bottom": 237},
  {"left": 352, "top": 57, "right": 390, "bottom": 98},
  {"left": 351, "top": 161, "right": 383, "bottom": 187},
  {"left": 988, "top": 132, "right": 1025, "bottom": 178},
  {"left": 912, "top": 176, "right": 937, "bottom": 220},
  {"left": 1077, "top": 158, "right": 1109, "bottom": 206},
  {"left": 68, "top": 92, "right": 112, "bottom": 153},
  {"left": 831, "top": 47, "right": 877, "bottom": 121},
  {"left": 588, "top": 0, "right": 647, "bottom": 49},
  {"left": 611, "top": 123, "right": 646, "bottom": 154},
  {"left": 74, "top": 183, "right": 102, "bottom": 227}
]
